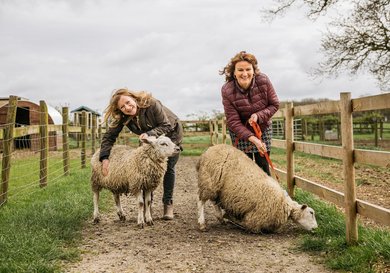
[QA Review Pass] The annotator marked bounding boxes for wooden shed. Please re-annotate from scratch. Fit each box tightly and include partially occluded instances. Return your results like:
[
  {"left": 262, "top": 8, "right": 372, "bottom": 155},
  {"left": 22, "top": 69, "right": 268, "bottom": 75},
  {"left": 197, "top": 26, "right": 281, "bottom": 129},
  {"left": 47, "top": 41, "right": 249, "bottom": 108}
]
[
  {"left": 71, "top": 106, "right": 101, "bottom": 129},
  {"left": 0, "top": 97, "right": 61, "bottom": 151}
]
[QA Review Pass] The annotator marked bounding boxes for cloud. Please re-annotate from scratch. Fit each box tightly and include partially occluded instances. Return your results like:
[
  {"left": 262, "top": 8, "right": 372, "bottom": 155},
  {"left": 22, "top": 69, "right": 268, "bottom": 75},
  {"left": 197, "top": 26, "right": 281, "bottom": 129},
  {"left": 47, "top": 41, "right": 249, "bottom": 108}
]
[{"left": 0, "top": 0, "right": 381, "bottom": 119}]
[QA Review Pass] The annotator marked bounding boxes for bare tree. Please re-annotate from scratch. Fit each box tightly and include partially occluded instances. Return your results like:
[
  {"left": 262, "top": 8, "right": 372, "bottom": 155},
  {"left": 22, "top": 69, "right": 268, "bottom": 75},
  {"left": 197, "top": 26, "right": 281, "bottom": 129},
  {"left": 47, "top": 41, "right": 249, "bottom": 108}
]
[{"left": 265, "top": 0, "right": 390, "bottom": 89}]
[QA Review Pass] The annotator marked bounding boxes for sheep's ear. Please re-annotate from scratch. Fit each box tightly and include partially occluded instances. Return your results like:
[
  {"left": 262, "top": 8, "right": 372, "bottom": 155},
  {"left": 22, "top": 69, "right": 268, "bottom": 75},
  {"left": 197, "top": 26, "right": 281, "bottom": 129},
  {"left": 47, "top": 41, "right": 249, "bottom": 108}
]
[
  {"left": 301, "top": 204, "right": 308, "bottom": 210},
  {"left": 141, "top": 136, "right": 156, "bottom": 144}
]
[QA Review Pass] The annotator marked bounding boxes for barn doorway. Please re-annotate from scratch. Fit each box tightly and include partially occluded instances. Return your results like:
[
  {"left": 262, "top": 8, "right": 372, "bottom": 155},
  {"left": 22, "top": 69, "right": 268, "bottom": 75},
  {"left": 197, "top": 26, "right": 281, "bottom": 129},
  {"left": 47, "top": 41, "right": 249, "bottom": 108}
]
[{"left": 14, "top": 107, "right": 30, "bottom": 149}]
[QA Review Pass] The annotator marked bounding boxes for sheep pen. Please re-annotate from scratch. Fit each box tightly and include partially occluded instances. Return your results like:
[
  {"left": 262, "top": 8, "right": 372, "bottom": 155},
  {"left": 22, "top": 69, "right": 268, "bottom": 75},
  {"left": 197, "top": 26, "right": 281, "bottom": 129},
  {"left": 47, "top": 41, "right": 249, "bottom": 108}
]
[
  {"left": 90, "top": 135, "right": 180, "bottom": 227},
  {"left": 196, "top": 144, "right": 318, "bottom": 233}
]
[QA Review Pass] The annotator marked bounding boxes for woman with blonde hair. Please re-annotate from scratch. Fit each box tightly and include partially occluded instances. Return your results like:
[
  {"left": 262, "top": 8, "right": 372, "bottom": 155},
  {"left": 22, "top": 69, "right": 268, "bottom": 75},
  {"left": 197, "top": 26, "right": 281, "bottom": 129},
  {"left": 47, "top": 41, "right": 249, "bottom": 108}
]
[{"left": 99, "top": 88, "right": 183, "bottom": 220}]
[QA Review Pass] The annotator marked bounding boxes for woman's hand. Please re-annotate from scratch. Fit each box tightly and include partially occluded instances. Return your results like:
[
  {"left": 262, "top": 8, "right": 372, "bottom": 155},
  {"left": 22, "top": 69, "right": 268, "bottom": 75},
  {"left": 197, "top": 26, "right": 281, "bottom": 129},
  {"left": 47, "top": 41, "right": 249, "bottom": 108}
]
[
  {"left": 102, "top": 159, "right": 109, "bottom": 176},
  {"left": 248, "top": 114, "right": 258, "bottom": 125},
  {"left": 248, "top": 136, "right": 266, "bottom": 155},
  {"left": 139, "top": 133, "right": 148, "bottom": 140}
]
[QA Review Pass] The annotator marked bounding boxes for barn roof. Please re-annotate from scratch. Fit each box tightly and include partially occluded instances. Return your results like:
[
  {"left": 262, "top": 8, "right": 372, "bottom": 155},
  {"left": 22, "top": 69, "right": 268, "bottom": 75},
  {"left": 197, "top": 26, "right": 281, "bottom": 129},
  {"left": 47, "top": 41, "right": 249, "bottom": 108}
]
[{"left": 71, "top": 106, "right": 101, "bottom": 116}]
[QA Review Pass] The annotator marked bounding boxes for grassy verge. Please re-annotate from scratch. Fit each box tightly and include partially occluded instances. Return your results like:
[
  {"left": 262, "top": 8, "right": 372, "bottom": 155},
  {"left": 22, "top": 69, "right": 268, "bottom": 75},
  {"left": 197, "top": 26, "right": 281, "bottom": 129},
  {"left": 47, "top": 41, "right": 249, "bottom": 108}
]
[
  {"left": 0, "top": 166, "right": 111, "bottom": 273},
  {"left": 294, "top": 190, "right": 390, "bottom": 273}
]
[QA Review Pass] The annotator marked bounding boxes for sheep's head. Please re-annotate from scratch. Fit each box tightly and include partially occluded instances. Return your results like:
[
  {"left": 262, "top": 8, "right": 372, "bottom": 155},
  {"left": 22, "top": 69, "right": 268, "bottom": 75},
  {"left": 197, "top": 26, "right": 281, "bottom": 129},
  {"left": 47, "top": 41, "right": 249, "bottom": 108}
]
[
  {"left": 290, "top": 204, "right": 318, "bottom": 231},
  {"left": 141, "top": 135, "right": 180, "bottom": 158}
]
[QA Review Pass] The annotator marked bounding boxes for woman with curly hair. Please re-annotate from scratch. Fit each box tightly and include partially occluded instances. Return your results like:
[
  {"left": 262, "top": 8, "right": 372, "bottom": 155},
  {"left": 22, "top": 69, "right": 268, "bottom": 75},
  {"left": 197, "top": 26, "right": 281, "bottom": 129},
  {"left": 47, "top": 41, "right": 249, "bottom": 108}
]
[{"left": 220, "top": 51, "right": 279, "bottom": 175}]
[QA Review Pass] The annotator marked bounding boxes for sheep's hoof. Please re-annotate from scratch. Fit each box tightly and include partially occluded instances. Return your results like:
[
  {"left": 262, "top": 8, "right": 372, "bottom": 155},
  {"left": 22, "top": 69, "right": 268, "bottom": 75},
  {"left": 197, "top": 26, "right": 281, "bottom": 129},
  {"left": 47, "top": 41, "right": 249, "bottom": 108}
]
[
  {"left": 146, "top": 220, "right": 154, "bottom": 226},
  {"left": 199, "top": 224, "right": 207, "bottom": 232},
  {"left": 138, "top": 223, "right": 145, "bottom": 229},
  {"left": 118, "top": 214, "right": 126, "bottom": 222},
  {"left": 93, "top": 217, "right": 100, "bottom": 224}
]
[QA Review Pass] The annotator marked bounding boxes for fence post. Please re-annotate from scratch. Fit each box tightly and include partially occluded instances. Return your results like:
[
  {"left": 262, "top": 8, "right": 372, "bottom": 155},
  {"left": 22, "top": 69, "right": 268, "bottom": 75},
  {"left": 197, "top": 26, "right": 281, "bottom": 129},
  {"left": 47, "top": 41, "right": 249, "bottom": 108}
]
[
  {"left": 1, "top": 96, "right": 18, "bottom": 205},
  {"left": 81, "top": 111, "right": 87, "bottom": 168},
  {"left": 221, "top": 117, "right": 227, "bottom": 144},
  {"left": 39, "top": 100, "right": 48, "bottom": 187},
  {"left": 92, "top": 114, "right": 97, "bottom": 155},
  {"left": 340, "top": 92, "right": 358, "bottom": 245},
  {"left": 213, "top": 119, "right": 218, "bottom": 145},
  {"left": 62, "top": 107, "right": 70, "bottom": 176},
  {"left": 285, "top": 102, "right": 295, "bottom": 197},
  {"left": 209, "top": 120, "right": 214, "bottom": 145}
]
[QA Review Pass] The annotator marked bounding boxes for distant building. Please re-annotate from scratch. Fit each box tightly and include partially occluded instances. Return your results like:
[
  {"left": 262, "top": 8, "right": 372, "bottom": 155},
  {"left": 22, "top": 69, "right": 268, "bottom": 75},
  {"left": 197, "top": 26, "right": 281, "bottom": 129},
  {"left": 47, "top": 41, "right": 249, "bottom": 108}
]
[
  {"left": 70, "top": 106, "right": 101, "bottom": 129},
  {"left": 0, "top": 97, "right": 61, "bottom": 151}
]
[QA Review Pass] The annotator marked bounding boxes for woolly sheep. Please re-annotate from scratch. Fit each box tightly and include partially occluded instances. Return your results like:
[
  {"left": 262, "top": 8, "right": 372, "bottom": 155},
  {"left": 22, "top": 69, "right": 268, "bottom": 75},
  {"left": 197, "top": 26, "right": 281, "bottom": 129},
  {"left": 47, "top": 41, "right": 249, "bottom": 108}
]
[
  {"left": 90, "top": 135, "right": 180, "bottom": 227},
  {"left": 196, "top": 144, "right": 318, "bottom": 233}
]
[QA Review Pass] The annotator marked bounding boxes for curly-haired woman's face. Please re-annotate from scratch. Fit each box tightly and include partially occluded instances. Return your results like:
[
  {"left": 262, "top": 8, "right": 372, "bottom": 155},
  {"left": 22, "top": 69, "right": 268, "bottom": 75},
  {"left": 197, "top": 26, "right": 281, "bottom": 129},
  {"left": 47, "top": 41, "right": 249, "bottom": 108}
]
[{"left": 234, "top": 61, "right": 254, "bottom": 90}]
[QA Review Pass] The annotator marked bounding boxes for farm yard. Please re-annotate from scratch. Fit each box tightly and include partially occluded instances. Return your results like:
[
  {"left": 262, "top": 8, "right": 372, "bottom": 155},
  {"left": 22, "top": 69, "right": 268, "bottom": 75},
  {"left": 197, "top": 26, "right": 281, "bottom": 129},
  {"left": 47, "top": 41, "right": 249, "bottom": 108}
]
[
  {"left": 64, "top": 156, "right": 334, "bottom": 273},
  {"left": 0, "top": 93, "right": 389, "bottom": 272}
]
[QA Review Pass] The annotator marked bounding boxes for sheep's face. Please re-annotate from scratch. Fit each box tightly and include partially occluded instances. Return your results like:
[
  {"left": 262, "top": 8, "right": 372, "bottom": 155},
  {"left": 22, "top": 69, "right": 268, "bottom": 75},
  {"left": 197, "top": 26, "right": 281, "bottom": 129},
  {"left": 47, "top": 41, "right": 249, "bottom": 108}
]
[
  {"left": 142, "top": 135, "right": 180, "bottom": 157},
  {"left": 295, "top": 205, "right": 318, "bottom": 231}
]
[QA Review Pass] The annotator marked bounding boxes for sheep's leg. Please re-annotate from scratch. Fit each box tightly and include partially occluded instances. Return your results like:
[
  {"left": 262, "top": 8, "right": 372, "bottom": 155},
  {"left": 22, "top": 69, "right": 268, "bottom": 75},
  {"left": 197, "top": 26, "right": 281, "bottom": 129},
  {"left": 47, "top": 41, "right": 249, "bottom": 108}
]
[
  {"left": 211, "top": 201, "right": 226, "bottom": 224},
  {"left": 144, "top": 190, "right": 154, "bottom": 226},
  {"left": 136, "top": 190, "right": 145, "bottom": 228},
  {"left": 114, "top": 193, "right": 126, "bottom": 222},
  {"left": 93, "top": 190, "right": 100, "bottom": 224},
  {"left": 197, "top": 199, "right": 207, "bottom": 231}
]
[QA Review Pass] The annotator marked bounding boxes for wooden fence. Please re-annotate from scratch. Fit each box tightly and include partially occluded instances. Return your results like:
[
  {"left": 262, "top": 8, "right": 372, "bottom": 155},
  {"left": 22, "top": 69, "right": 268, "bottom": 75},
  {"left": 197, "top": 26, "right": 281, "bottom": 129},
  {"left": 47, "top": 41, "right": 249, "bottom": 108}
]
[
  {"left": 1, "top": 93, "right": 389, "bottom": 245},
  {"left": 209, "top": 92, "right": 390, "bottom": 244}
]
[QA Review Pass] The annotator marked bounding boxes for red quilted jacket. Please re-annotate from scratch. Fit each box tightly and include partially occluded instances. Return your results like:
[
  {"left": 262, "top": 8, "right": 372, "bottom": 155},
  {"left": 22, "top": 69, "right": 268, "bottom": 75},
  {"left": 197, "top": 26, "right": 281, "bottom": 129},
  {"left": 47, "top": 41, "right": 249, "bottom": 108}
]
[{"left": 221, "top": 73, "right": 280, "bottom": 141}]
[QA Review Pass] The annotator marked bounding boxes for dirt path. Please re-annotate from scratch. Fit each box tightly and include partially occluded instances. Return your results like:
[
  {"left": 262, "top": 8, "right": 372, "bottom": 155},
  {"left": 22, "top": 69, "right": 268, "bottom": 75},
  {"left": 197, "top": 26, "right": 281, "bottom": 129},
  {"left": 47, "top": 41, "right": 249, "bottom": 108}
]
[{"left": 65, "top": 156, "right": 333, "bottom": 273}]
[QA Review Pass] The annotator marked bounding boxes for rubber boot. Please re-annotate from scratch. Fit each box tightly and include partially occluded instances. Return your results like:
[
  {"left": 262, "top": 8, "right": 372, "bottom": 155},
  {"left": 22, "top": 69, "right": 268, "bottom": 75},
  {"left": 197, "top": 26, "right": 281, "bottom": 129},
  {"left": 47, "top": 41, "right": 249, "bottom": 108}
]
[{"left": 163, "top": 204, "right": 174, "bottom": 220}]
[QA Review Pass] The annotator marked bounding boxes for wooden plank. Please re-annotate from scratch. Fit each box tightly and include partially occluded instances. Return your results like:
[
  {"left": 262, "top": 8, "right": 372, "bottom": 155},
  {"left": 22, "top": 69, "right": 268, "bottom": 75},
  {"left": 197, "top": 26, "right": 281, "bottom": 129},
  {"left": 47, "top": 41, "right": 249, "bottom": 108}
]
[
  {"left": 68, "top": 126, "right": 82, "bottom": 133},
  {"left": 39, "top": 100, "right": 48, "bottom": 188},
  {"left": 352, "top": 93, "right": 390, "bottom": 112},
  {"left": 14, "top": 125, "right": 39, "bottom": 137},
  {"left": 294, "top": 101, "right": 340, "bottom": 116},
  {"left": 340, "top": 92, "right": 358, "bottom": 244},
  {"left": 273, "top": 109, "right": 285, "bottom": 118},
  {"left": 294, "top": 141, "right": 343, "bottom": 160},
  {"left": 295, "top": 176, "right": 345, "bottom": 208},
  {"left": 1, "top": 96, "right": 18, "bottom": 205},
  {"left": 47, "top": 124, "right": 62, "bottom": 132},
  {"left": 357, "top": 200, "right": 390, "bottom": 227},
  {"left": 354, "top": 149, "right": 390, "bottom": 168},
  {"left": 296, "top": 176, "right": 390, "bottom": 227},
  {"left": 272, "top": 139, "right": 286, "bottom": 149},
  {"left": 285, "top": 102, "right": 294, "bottom": 197},
  {"left": 0, "top": 128, "right": 3, "bottom": 140}
]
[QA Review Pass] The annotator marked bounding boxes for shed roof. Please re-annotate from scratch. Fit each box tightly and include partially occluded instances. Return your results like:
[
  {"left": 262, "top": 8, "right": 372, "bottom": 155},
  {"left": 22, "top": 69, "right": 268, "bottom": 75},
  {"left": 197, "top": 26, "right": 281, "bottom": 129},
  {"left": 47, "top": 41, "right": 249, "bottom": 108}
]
[{"left": 71, "top": 106, "right": 101, "bottom": 116}]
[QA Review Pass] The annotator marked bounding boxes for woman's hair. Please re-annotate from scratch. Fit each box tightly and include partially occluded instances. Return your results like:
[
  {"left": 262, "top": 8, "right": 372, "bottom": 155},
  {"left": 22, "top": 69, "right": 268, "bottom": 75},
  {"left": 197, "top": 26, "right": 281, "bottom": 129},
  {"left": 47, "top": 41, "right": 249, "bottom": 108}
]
[
  {"left": 219, "top": 51, "right": 260, "bottom": 82},
  {"left": 103, "top": 88, "right": 152, "bottom": 126}
]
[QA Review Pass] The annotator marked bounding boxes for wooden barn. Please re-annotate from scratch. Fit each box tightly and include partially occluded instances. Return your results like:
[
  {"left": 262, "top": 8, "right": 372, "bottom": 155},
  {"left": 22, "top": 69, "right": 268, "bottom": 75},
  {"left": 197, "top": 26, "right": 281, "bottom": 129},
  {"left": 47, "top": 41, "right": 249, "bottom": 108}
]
[{"left": 0, "top": 97, "right": 62, "bottom": 151}]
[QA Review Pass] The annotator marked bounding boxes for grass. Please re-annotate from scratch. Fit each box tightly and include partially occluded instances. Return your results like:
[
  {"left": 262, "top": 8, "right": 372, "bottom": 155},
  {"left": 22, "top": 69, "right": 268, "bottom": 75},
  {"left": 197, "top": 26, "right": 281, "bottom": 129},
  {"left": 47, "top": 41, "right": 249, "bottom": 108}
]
[
  {"left": 0, "top": 134, "right": 389, "bottom": 272},
  {"left": 0, "top": 160, "right": 111, "bottom": 273},
  {"left": 294, "top": 190, "right": 390, "bottom": 273}
]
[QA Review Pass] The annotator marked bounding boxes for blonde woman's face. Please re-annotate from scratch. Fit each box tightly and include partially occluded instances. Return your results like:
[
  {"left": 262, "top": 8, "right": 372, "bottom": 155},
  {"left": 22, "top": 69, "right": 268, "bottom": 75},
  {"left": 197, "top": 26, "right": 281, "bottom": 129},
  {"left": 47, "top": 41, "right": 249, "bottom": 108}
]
[
  {"left": 234, "top": 61, "right": 254, "bottom": 90},
  {"left": 118, "top": 95, "right": 137, "bottom": 116}
]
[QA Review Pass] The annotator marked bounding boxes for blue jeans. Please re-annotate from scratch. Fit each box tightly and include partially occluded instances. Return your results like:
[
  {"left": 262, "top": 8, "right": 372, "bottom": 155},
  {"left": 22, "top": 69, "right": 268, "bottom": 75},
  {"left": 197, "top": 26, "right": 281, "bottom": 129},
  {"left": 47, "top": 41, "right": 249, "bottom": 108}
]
[{"left": 162, "top": 153, "right": 180, "bottom": 205}]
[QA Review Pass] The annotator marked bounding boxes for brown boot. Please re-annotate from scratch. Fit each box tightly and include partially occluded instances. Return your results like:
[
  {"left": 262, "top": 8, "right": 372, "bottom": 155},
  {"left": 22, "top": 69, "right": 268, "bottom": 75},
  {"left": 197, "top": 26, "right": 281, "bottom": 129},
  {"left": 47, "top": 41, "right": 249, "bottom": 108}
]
[{"left": 163, "top": 204, "right": 174, "bottom": 220}]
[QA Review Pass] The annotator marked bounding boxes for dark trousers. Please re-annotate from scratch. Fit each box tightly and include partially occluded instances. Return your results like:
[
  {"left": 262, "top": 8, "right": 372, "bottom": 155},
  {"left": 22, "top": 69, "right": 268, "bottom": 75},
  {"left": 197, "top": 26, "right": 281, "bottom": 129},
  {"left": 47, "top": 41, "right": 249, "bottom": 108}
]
[
  {"left": 246, "top": 151, "right": 271, "bottom": 176},
  {"left": 162, "top": 153, "right": 180, "bottom": 205}
]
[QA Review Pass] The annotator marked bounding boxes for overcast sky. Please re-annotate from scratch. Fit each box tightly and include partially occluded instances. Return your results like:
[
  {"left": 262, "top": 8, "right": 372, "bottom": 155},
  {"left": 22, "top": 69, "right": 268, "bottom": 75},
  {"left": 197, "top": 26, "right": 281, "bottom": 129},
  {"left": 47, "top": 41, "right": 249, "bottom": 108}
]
[{"left": 0, "top": 0, "right": 382, "bottom": 119}]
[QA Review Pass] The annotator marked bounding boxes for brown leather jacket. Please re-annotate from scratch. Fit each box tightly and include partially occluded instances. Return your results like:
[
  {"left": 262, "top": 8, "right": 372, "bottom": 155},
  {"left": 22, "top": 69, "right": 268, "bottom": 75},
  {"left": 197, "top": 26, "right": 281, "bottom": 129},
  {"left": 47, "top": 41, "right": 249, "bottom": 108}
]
[
  {"left": 221, "top": 73, "right": 279, "bottom": 141},
  {"left": 99, "top": 98, "right": 183, "bottom": 161}
]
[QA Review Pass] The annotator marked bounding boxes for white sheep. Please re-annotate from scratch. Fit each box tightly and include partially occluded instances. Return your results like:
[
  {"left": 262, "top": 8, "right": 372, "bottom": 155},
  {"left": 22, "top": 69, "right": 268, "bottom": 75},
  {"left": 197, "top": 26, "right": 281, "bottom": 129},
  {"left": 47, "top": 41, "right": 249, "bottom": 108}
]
[
  {"left": 196, "top": 144, "right": 318, "bottom": 233},
  {"left": 90, "top": 135, "right": 180, "bottom": 227}
]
